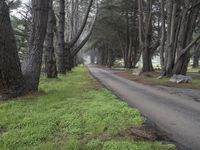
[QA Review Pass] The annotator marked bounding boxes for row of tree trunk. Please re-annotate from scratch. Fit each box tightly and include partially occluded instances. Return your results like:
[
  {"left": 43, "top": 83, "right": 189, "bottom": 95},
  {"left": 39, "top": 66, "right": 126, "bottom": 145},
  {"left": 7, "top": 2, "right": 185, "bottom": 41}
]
[
  {"left": 138, "top": 0, "right": 200, "bottom": 75},
  {"left": 0, "top": 0, "right": 96, "bottom": 100},
  {"left": 0, "top": 0, "right": 49, "bottom": 99}
]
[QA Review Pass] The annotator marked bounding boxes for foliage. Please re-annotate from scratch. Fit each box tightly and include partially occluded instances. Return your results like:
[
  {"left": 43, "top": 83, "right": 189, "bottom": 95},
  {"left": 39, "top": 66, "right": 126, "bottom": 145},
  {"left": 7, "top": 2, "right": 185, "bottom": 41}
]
[{"left": 0, "top": 66, "right": 175, "bottom": 150}]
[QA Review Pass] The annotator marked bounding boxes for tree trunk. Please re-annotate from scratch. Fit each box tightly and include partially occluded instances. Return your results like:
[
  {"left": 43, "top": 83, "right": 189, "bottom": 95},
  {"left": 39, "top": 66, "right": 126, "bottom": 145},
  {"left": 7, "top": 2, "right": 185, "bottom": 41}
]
[
  {"left": 193, "top": 49, "right": 200, "bottom": 68},
  {"left": 0, "top": 1, "right": 24, "bottom": 99},
  {"left": 90, "top": 50, "right": 95, "bottom": 64},
  {"left": 160, "top": 0, "right": 165, "bottom": 71},
  {"left": 44, "top": 0, "right": 58, "bottom": 78},
  {"left": 162, "top": 0, "right": 200, "bottom": 76},
  {"left": 172, "top": 2, "right": 199, "bottom": 75},
  {"left": 22, "top": 0, "right": 49, "bottom": 91},
  {"left": 57, "top": 0, "right": 67, "bottom": 74},
  {"left": 138, "top": 0, "right": 154, "bottom": 72}
]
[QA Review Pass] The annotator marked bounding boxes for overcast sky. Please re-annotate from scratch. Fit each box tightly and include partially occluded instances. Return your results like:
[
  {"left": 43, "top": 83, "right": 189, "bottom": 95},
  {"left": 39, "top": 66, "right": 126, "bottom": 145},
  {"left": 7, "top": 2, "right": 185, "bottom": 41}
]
[{"left": 11, "top": 0, "right": 30, "bottom": 17}]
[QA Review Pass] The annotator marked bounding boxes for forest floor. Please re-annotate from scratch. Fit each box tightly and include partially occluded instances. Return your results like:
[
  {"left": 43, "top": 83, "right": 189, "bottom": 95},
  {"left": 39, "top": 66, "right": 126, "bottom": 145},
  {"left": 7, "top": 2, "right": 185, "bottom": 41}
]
[{"left": 0, "top": 66, "right": 175, "bottom": 150}]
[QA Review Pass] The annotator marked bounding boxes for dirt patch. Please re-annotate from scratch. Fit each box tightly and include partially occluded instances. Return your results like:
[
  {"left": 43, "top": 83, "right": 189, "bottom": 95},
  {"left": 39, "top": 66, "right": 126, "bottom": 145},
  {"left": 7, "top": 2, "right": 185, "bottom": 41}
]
[
  {"left": 81, "top": 124, "right": 172, "bottom": 145},
  {"left": 84, "top": 77, "right": 102, "bottom": 91},
  {"left": 0, "top": 128, "right": 7, "bottom": 134},
  {"left": 119, "top": 126, "right": 157, "bottom": 141},
  {"left": 115, "top": 71, "right": 200, "bottom": 90}
]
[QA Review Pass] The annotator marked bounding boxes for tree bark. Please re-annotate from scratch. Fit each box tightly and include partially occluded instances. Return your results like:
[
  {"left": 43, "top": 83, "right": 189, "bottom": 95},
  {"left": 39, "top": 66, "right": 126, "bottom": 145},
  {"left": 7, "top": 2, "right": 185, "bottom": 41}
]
[
  {"left": 22, "top": 0, "right": 49, "bottom": 91},
  {"left": 160, "top": 0, "right": 165, "bottom": 71},
  {"left": 65, "top": 0, "right": 95, "bottom": 71},
  {"left": 172, "top": 2, "right": 200, "bottom": 75},
  {"left": 162, "top": 0, "right": 200, "bottom": 76},
  {"left": 193, "top": 50, "right": 200, "bottom": 68},
  {"left": 0, "top": 1, "right": 24, "bottom": 99},
  {"left": 138, "top": 0, "right": 154, "bottom": 72},
  {"left": 44, "top": 0, "right": 58, "bottom": 78},
  {"left": 57, "top": 0, "right": 67, "bottom": 74}
]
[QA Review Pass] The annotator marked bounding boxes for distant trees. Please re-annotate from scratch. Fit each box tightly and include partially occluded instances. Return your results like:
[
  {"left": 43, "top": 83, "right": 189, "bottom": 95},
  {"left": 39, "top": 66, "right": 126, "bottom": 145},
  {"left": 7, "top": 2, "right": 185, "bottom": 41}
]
[
  {"left": 87, "top": 0, "right": 141, "bottom": 68},
  {"left": 57, "top": 0, "right": 97, "bottom": 74},
  {"left": 88, "top": 0, "right": 200, "bottom": 75}
]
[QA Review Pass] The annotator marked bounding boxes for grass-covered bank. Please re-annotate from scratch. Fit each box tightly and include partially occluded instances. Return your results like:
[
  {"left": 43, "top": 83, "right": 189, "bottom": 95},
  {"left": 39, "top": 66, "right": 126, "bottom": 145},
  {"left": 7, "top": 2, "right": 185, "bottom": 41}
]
[
  {"left": 115, "top": 71, "right": 200, "bottom": 90},
  {"left": 0, "top": 66, "right": 175, "bottom": 150}
]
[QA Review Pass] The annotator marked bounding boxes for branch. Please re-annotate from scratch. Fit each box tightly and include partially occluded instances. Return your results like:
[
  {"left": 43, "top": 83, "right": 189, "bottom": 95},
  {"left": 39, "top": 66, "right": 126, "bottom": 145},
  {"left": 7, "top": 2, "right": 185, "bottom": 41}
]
[
  {"left": 176, "top": 34, "right": 200, "bottom": 61},
  {"left": 67, "top": 0, "right": 94, "bottom": 49},
  {"left": 71, "top": 3, "right": 98, "bottom": 57},
  {"left": 71, "top": 30, "right": 92, "bottom": 58},
  {"left": 188, "top": 1, "right": 200, "bottom": 11}
]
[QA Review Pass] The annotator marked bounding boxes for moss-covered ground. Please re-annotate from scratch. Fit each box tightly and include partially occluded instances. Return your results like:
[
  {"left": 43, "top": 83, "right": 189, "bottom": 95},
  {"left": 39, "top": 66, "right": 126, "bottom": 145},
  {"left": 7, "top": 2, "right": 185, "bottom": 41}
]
[{"left": 0, "top": 66, "right": 176, "bottom": 150}]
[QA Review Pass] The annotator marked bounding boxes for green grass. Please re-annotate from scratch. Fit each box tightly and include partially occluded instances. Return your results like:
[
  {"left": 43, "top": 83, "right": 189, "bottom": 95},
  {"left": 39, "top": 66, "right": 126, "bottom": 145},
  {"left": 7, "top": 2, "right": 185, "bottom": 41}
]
[
  {"left": 0, "top": 66, "right": 176, "bottom": 150},
  {"left": 144, "top": 74, "right": 200, "bottom": 88},
  {"left": 187, "top": 66, "right": 200, "bottom": 73}
]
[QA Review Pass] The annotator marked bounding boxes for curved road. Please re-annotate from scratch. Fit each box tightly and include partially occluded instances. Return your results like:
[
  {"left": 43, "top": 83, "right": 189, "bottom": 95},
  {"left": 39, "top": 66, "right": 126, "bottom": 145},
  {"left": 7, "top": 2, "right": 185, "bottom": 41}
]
[{"left": 88, "top": 65, "right": 200, "bottom": 150}]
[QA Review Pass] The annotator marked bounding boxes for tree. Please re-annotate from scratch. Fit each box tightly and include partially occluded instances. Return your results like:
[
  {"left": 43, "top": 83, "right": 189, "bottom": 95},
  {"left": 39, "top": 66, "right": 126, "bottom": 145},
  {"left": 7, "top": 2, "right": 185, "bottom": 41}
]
[
  {"left": 87, "top": 0, "right": 141, "bottom": 69},
  {"left": 57, "top": 0, "right": 66, "bottom": 74},
  {"left": 44, "top": 0, "right": 58, "bottom": 78},
  {"left": 0, "top": 0, "right": 49, "bottom": 99},
  {"left": 0, "top": 0, "right": 24, "bottom": 99},
  {"left": 192, "top": 42, "right": 200, "bottom": 68},
  {"left": 162, "top": 0, "right": 200, "bottom": 76},
  {"left": 138, "top": 0, "right": 154, "bottom": 72},
  {"left": 56, "top": 0, "right": 96, "bottom": 73},
  {"left": 22, "top": 0, "right": 49, "bottom": 91}
]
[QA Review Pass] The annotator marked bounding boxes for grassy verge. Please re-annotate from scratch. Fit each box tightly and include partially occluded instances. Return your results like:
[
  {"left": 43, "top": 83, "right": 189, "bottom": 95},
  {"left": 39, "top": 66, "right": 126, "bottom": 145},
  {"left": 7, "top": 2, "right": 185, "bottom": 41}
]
[
  {"left": 140, "top": 73, "right": 200, "bottom": 89},
  {"left": 115, "top": 71, "right": 200, "bottom": 90},
  {"left": 0, "top": 66, "right": 176, "bottom": 150},
  {"left": 145, "top": 75, "right": 200, "bottom": 89}
]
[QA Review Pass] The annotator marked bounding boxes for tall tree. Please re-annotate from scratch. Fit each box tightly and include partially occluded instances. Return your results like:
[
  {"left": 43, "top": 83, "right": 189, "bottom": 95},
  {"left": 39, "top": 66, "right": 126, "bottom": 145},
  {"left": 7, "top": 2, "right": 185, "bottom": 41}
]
[
  {"left": 57, "top": 0, "right": 66, "bottom": 74},
  {"left": 0, "top": 0, "right": 49, "bottom": 99},
  {"left": 22, "top": 0, "right": 49, "bottom": 91},
  {"left": 138, "top": 0, "right": 154, "bottom": 72},
  {"left": 162, "top": 0, "right": 200, "bottom": 76},
  {"left": 44, "top": 0, "right": 58, "bottom": 78},
  {"left": 0, "top": 0, "right": 24, "bottom": 99}
]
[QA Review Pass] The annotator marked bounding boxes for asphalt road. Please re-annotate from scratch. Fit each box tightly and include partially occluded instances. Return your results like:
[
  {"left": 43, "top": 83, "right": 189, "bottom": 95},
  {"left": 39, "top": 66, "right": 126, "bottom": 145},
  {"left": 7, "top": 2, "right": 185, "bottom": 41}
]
[{"left": 88, "top": 65, "right": 200, "bottom": 150}]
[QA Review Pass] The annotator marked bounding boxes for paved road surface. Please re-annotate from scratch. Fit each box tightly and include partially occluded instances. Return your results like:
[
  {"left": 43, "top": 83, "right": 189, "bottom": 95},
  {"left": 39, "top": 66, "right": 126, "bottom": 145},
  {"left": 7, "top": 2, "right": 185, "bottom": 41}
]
[{"left": 88, "top": 65, "right": 200, "bottom": 150}]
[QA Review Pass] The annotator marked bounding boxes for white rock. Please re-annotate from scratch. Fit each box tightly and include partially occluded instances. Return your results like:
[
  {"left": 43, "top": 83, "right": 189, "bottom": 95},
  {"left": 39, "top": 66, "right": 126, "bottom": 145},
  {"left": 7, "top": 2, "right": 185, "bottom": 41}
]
[{"left": 170, "top": 74, "right": 192, "bottom": 84}]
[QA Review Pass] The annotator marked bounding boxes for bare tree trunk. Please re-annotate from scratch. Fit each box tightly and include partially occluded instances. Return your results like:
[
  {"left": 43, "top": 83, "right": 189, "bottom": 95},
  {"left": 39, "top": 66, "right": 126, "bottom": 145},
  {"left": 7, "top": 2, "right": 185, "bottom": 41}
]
[
  {"left": 193, "top": 51, "right": 200, "bottom": 68},
  {"left": 44, "top": 0, "right": 58, "bottom": 78},
  {"left": 90, "top": 50, "right": 95, "bottom": 64},
  {"left": 0, "top": 1, "right": 24, "bottom": 99},
  {"left": 22, "top": 0, "right": 49, "bottom": 91},
  {"left": 160, "top": 0, "right": 165, "bottom": 71},
  {"left": 193, "top": 44, "right": 200, "bottom": 68},
  {"left": 162, "top": 0, "right": 200, "bottom": 76},
  {"left": 172, "top": 4, "right": 199, "bottom": 75},
  {"left": 65, "top": 0, "right": 95, "bottom": 71},
  {"left": 57, "top": 0, "right": 67, "bottom": 74},
  {"left": 138, "top": 0, "right": 154, "bottom": 72}
]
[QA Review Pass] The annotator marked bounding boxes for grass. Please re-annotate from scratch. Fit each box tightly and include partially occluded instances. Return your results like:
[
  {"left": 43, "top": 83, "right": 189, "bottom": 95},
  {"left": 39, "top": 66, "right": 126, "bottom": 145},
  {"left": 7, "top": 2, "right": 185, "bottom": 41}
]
[
  {"left": 187, "top": 66, "right": 200, "bottom": 73},
  {"left": 0, "top": 66, "right": 176, "bottom": 150},
  {"left": 142, "top": 73, "right": 200, "bottom": 89}
]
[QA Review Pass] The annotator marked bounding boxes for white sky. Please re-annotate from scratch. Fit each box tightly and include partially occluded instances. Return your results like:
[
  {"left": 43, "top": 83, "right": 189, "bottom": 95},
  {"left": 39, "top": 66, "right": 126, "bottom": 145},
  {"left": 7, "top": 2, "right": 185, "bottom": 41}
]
[{"left": 11, "top": 0, "right": 30, "bottom": 18}]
